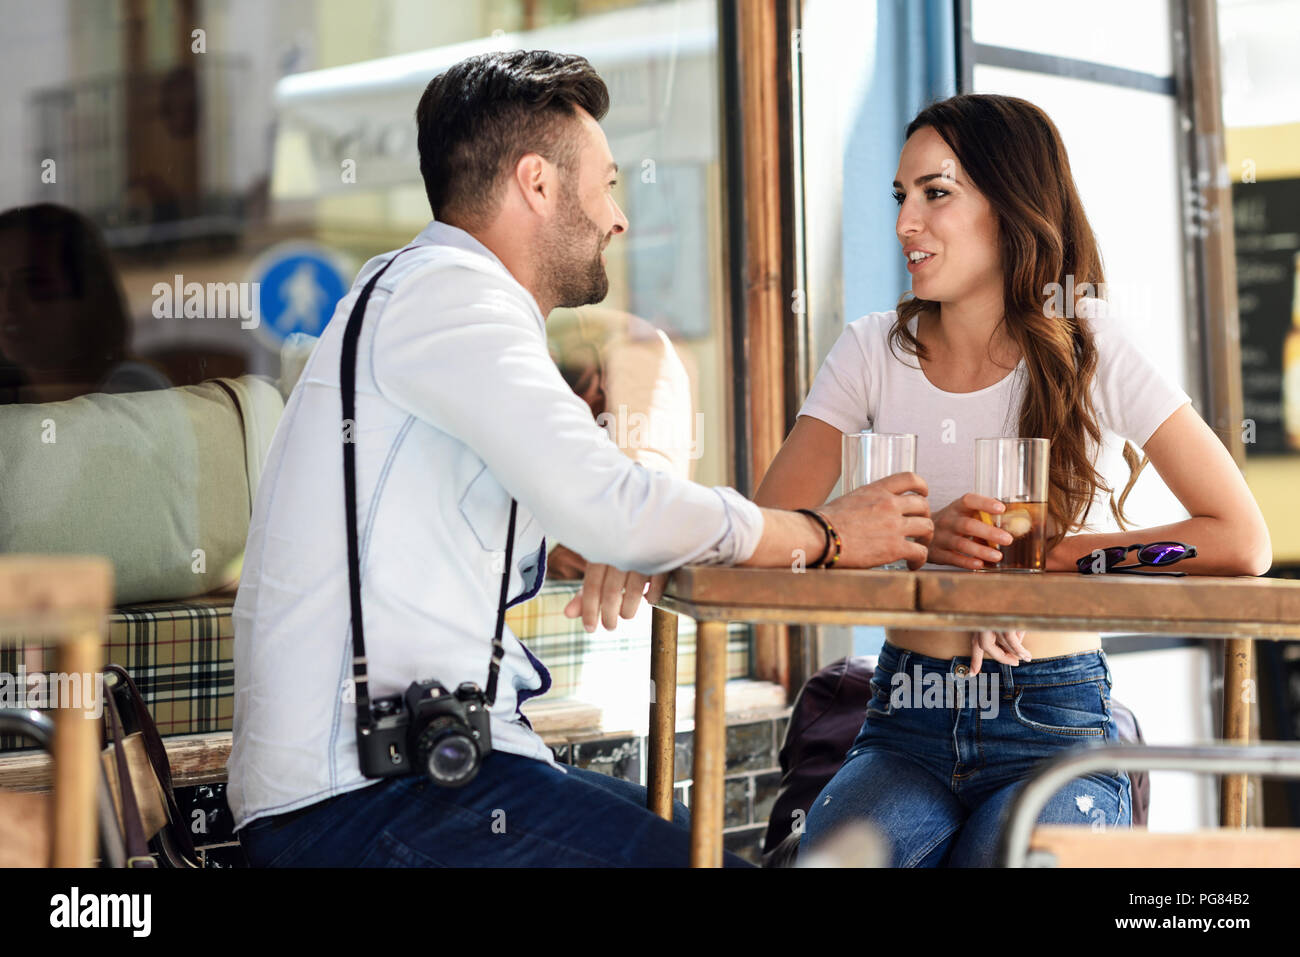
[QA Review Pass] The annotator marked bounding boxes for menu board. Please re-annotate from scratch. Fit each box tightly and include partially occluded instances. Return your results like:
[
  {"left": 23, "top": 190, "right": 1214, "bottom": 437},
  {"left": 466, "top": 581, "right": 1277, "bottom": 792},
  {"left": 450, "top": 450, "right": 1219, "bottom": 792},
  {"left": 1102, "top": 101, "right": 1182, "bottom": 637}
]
[{"left": 1233, "top": 178, "right": 1300, "bottom": 455}]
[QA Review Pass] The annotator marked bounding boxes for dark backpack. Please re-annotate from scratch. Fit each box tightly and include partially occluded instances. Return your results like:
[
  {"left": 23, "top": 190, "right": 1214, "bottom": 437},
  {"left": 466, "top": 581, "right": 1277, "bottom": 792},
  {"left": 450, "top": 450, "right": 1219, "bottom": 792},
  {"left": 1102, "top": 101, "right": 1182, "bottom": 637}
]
[{"left": 761, "top": 656, "right": 1150, "bottom": 866}]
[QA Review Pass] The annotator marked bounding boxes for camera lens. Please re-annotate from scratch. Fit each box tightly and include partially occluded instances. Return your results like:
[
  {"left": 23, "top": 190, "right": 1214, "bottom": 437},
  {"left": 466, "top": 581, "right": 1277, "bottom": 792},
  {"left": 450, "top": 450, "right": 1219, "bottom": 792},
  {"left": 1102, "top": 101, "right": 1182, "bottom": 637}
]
[
  {"left": 429, "top": 736, "right": 476, "bottom": 783},
  {"left": 416, "top": 717, "right": 481, "bottom": 787}
]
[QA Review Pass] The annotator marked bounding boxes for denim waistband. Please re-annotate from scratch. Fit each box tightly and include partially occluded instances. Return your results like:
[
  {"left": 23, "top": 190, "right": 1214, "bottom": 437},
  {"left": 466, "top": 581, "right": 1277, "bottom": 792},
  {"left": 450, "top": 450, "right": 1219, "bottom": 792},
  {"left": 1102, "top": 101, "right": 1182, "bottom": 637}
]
[{"left": 877, "top": 640, "right": 1111, "bottom": 691}]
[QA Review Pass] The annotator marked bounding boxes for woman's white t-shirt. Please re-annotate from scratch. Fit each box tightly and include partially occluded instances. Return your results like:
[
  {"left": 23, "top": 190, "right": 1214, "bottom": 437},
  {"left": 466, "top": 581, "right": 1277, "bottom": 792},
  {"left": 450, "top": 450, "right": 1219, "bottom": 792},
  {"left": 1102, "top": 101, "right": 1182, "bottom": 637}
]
[{"left": 797, "top": 300, "right": 1192, "bottom": 538}]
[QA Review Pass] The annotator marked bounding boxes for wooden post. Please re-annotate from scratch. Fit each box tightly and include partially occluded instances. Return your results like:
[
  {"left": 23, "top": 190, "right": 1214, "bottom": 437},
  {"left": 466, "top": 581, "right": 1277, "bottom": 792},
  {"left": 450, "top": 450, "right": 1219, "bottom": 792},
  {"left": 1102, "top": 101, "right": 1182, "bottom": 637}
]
[
  {"left": 733, "top": 0, "right": 795, "bottom": 698},
  {"left": 646, "top": 607, "right": 679, "bottom": 821},
  {"left": 51, "top": 628, "right": 104, "bottom": 867},
  {"left": 690, "top": 620, "right": 729, "bottom": 867},
  {"left": 1178, "top": 0, "right": 1245, "bottom": 464},
  {"left": 735, "top": 0, "right": 787, "bottom": 489},
  {"left": 1221, "top": 638, "right": 1253, "bottom": 827},
  {"left": 0, "top": 557, "right": 112, "bottom": 867}
]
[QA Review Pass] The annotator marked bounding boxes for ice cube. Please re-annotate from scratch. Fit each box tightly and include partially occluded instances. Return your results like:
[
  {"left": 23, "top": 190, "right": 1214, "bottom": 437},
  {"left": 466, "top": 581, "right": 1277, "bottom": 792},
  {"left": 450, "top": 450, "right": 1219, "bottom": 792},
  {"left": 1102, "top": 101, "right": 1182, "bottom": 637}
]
[{"left": 1001, "top": 510, "right": 1033, "bottom": 538}]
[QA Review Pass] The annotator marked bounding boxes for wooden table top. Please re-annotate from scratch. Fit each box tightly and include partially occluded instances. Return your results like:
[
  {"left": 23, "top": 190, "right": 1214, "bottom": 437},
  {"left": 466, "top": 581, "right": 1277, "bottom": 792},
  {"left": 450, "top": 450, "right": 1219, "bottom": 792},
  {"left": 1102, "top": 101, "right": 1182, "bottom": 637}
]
[{"left": 655, "top": 565, "right": 1300, "bottom": 638}]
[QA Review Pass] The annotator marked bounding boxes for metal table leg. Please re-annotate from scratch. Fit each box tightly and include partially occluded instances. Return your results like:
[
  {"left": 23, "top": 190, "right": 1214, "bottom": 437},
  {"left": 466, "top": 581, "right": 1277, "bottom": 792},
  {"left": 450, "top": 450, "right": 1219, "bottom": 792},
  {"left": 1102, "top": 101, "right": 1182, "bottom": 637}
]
[
  {"left": 690, "top": 619, "right": 728, "bottom": 867},
  {"left": 647, "top": 606, "right": 678, "bottom": 821}
]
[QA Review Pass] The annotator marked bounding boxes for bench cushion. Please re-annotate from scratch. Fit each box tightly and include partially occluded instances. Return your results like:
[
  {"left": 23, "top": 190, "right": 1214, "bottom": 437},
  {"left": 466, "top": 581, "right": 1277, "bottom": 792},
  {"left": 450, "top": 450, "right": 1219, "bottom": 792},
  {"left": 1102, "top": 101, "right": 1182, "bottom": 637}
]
[
  {"left": 0, "top": 376, "right": 283, "bottom": 604},
  {"left": 0, "top": 594, "right": 234, "bottom": 749}
]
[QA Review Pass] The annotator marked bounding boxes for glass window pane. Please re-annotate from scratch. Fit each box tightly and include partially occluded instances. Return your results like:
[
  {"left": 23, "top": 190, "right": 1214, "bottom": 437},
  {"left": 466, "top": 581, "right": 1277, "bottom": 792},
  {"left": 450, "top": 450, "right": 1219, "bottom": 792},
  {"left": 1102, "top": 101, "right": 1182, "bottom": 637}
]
[
  {"left": 1220, "top": 0, "right": 1300, "bottom": 127},
  {"left": 270, "top": 1, "right": 728, "bottom": 487},
  {"left": 0, "top": 0, "right": 741, "bottom": 736},
  {"left": 972, "top": 0, "right": 1173, "bottom": 77},
  {"left": 974, "top": 64, "right": 1190, "bottom": 531}
]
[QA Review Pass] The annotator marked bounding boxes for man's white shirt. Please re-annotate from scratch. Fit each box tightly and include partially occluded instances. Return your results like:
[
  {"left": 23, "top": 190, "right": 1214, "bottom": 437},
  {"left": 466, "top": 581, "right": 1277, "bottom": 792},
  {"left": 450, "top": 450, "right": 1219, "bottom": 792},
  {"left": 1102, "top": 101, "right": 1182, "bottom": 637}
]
[{"left": 228, "top": 222, "right": 763, "bottom": 829}]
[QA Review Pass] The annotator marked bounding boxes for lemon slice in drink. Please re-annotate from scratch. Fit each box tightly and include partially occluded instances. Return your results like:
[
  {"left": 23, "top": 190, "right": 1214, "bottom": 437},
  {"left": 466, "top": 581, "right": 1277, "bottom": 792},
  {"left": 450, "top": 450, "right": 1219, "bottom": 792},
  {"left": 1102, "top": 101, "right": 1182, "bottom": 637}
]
[
  {"left": 979, "top": 506, "right": 1032, "bottom": 539},
  {"left": 977, "top": 510, "right": 998, "bottom": 544}
]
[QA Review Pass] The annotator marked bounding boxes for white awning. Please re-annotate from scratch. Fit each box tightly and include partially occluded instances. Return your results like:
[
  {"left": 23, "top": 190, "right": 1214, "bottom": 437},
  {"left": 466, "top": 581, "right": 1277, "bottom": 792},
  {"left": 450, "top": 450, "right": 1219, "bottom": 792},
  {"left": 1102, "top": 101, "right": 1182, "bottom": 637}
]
[{"left": 271, "top": 0, "right": 717, "bottom": 201}]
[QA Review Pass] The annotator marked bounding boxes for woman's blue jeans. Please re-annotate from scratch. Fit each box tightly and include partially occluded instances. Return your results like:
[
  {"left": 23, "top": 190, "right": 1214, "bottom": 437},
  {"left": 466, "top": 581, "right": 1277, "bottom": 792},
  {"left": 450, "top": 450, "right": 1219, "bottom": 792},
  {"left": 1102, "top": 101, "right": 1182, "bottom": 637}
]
[
  {"left": 800, "top": 641, "right": 1131, "bottom": 867},
  {"left": 238, "top": 750, "right": 754, "bottom": 867}
]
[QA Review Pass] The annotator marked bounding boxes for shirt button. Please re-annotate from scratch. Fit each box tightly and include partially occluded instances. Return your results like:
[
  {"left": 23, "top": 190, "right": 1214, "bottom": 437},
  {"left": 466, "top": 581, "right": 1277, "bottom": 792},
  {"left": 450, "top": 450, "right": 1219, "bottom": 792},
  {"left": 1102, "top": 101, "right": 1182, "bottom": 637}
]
[{"left": 954, "top": 664, "right": 970, "bottom": 677}]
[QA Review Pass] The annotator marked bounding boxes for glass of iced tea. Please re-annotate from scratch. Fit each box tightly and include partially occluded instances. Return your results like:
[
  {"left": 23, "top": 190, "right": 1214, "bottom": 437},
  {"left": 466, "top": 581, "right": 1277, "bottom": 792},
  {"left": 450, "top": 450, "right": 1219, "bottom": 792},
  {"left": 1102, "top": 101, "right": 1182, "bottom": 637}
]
[
  {"left": 842, "top": 432, "right": 917, "bottom": 570},
  {"left": 974, "top": 437, "right": 1049, "bottom": 572}
]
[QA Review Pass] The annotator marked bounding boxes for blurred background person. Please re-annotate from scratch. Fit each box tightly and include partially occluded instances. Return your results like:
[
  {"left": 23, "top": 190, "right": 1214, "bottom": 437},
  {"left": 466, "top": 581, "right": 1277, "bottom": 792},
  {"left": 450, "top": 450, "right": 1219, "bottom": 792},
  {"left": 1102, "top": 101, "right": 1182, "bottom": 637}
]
[
  {"left": 547, "top": 305, "right": 698, "bottom": 579},
  {"left": 0, "top": 203, "right": 169, "bottom": 404}
]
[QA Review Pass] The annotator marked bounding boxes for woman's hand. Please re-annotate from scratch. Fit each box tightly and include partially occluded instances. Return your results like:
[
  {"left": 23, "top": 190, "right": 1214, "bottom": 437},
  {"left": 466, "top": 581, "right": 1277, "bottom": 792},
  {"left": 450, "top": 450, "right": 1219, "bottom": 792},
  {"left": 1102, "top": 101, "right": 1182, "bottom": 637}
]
[
  {"left": 928, "top": 493, "right": 1015, "bottom": 570},
  {"left": 970, "top": 630, "right": 1031, "bottom": 674},
  {"left": 1044, "top": 536, "right": 1086, "bottom": 572},
  {"left": 563, "top": 563, "right": 668, "bottom": 633}
]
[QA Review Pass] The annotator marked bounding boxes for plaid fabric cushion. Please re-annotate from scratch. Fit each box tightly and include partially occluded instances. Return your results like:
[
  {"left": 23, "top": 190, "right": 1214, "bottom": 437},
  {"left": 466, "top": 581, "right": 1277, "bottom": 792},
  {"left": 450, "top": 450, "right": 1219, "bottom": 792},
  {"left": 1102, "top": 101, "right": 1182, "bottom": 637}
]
[
  {"left": 107, "top": 596, "right": 236, "bottom": 736},
  {"left": 0, "top": 594, "right": 235, "bottom": 750},
  {"left": 1, "top": 581, "right": 750, "bottom": 751}
]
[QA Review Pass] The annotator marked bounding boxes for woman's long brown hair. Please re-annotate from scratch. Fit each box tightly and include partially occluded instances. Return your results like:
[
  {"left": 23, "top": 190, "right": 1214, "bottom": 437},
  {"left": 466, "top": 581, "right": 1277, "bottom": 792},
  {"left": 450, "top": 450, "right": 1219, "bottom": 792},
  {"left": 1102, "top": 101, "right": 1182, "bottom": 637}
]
[{"left": 890, "top": 94, "right": 1145, "bottom": 547}]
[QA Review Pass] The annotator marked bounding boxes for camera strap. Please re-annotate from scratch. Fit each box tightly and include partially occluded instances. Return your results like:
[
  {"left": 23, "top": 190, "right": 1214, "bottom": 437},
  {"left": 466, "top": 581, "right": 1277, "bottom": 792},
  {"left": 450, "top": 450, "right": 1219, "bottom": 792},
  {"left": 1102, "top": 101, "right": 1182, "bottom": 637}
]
[{"left": 341, "top": 247, "right": 517, "bottom": 735}]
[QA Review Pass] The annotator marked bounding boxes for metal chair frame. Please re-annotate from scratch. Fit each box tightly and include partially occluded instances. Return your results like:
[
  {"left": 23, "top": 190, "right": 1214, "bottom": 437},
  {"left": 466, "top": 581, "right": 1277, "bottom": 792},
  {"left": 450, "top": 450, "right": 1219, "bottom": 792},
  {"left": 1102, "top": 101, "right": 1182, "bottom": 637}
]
[
  {"left": 0, "top": 708, "right": 125, "bottom": 867},
  {"left": 999, "top": 742, "right": 1300, "bottom": 867}
]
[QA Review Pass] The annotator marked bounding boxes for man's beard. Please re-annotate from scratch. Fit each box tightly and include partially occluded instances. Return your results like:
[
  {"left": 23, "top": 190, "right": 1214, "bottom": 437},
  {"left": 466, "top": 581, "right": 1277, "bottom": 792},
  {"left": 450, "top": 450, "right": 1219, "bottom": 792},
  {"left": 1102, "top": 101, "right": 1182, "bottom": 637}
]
[{"left": 537, "top": 186, "right": 610, "bottom": 310}]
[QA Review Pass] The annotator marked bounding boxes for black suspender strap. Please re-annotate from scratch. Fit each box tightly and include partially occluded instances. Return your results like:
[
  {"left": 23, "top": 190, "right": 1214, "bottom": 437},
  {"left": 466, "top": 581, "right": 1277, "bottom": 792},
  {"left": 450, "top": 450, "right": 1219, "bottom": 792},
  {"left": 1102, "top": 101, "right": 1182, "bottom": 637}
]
[{"left": 340, "top": 248, "right": 518, "bottom": 735}]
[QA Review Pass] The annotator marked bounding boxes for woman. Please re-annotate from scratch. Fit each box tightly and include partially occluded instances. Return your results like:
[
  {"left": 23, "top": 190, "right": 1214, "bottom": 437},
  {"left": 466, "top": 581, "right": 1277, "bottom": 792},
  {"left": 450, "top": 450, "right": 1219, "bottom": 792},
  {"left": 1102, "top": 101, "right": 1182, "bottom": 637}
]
[
  {"left": 0, "top": 203, "right": 169, "bottom": 403},
  {"left": 755, "top": 94, "right": 1271, "bottom": 866}
]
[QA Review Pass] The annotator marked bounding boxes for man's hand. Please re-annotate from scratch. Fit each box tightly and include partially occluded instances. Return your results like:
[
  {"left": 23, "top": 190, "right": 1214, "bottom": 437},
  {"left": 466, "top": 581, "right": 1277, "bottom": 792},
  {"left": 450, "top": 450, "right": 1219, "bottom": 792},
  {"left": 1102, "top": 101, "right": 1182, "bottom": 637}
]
[
  {"left": 818, "top": 472, "right": 933, "bottom": 569},
  {"left": 927, "top": 493, "right": 1014, "bottom": 570},
  {"left": 563, "top": 562, "right": 668, "bottom": 633},
  {"left": 546, "top": 543, "right": 588, "bottom": 580}
]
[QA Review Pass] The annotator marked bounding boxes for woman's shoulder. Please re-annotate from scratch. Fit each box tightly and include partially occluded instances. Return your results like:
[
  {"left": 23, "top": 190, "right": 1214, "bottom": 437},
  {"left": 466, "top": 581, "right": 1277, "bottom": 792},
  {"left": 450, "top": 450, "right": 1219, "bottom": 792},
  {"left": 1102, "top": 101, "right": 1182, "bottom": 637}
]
[
  {"left": 842, "top": 309, "right": 901, "bottom": 347},
  {"left": 845, "top": 309, "right": 900, "bottom": 331},
  {"left": 832, "top": 310, "right": 916, "bottom": 379}
]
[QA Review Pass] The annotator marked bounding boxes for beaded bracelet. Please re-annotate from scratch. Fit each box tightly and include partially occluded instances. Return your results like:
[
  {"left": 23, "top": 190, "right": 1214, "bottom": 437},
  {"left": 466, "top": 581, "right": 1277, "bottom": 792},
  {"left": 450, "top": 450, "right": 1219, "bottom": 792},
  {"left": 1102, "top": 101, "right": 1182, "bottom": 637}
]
[{"left": 795, "top": 508, "right": 842, "bottom": 569}]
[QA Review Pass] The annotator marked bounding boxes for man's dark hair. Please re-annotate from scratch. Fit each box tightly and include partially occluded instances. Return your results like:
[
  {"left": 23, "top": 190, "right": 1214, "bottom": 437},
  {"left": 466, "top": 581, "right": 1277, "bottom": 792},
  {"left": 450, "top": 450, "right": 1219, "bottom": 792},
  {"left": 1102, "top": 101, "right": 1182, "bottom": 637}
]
[{"left": 416, "top": 50, "right": 610, "bottom": 227}]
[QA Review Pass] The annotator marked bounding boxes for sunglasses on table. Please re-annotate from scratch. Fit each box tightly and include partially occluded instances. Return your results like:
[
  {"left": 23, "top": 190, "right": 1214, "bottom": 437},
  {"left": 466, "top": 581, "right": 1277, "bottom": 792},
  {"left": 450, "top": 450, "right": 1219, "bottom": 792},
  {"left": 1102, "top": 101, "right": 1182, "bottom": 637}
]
[{"left": 1075, "top": 542, "right": 1197, "bottom": 577}]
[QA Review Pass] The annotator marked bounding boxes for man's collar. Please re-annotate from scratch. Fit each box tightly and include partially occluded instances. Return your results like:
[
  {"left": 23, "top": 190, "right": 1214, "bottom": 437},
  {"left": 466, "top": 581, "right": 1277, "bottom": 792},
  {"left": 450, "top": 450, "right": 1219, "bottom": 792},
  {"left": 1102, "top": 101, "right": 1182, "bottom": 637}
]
[{"left": 413, "top": 221, "right": 546, "bottom": 327}]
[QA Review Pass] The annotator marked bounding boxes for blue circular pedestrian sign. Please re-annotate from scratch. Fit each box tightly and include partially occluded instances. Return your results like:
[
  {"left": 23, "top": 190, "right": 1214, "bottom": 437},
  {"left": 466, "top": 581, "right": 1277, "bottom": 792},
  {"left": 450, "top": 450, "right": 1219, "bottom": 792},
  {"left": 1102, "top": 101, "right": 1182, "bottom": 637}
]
[{"left": 246, "top": 243, "right": 352, "bottom": 347}]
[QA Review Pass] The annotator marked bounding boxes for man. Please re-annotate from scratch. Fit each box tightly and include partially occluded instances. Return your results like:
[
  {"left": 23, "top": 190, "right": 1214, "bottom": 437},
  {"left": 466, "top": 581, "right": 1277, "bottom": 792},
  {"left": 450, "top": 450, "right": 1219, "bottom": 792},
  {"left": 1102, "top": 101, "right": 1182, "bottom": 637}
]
[{"left": 230, "top": 49, "right": 931, "bottom": 867}]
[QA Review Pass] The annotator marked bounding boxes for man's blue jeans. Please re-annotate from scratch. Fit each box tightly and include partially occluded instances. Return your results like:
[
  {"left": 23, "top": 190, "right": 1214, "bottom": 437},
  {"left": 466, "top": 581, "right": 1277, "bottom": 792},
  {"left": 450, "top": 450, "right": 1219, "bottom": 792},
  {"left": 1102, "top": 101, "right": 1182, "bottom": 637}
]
[
  {"left": 238, "top": 750, "right": 754, "bottom": 867},
  {"left": 799, "top": 642, "right": 1131, "bottom": 867}
]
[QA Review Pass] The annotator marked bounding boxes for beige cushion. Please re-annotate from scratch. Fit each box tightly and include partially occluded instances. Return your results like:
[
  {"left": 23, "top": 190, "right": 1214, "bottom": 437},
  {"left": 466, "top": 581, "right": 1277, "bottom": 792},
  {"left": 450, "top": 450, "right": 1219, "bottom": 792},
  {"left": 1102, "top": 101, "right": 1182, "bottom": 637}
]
[
  {"left": 0, "top": 376, "right": 283, "bottom": 604},
  {"left": 220, "top": 374, "right": 286, "bottom": 503}
]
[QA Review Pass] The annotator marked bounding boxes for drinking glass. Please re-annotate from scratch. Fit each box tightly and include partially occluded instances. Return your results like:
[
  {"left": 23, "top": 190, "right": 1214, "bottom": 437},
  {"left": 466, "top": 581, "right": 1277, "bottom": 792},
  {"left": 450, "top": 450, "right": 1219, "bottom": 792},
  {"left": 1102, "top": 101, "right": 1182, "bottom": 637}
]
[
  {"left": 842, "top": 432, "right": 917, "bottom": 570},
  {"left": 974, "top": 437, "right": 1049, "bottom": 572}
]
